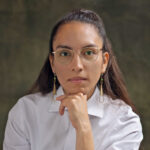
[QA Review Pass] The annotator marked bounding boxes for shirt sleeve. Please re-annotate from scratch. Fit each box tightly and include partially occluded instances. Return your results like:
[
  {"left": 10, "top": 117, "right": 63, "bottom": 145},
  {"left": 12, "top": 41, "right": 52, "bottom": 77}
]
[
  {"left": 105, "top": 105, "right": 143, "bottom": 150},
  {"left": 3, "top": 100, "right": 31, "bottom": 150}
]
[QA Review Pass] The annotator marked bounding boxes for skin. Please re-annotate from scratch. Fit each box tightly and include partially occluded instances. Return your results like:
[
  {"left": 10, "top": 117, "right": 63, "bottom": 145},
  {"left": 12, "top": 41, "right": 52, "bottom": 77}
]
[{"left": 49, "top": 21, "right": 109, "bottom": 150}]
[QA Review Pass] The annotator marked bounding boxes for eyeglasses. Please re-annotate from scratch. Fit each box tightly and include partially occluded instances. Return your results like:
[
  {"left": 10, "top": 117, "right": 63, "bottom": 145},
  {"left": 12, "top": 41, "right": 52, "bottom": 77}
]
[{"left": 51, "top": 47, "right": 103, "bottom": 65}]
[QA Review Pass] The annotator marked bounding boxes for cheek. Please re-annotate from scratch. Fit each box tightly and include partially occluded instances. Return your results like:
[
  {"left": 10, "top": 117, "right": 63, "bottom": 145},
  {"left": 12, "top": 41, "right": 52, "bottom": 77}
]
[
  {"left": 88, "top": 60, "right": 103, "bottom": 81},
  {"left": 90, "top": 64, "right": 101, "bottom": 76},
  {"left": 54, "top": 64, "right": 69, "bottom": 82}
]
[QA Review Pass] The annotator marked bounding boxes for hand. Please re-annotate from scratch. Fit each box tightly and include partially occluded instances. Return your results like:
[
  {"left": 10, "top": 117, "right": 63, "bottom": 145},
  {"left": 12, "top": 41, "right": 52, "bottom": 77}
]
[{"left": 56, "top": 93, "right": 91, "bottom": 131}]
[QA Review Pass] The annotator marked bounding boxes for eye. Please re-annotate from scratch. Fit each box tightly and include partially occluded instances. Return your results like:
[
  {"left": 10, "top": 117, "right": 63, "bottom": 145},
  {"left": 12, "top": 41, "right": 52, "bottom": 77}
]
[
  {"left": 84, "top": 50, "right": 94, "bottom": 55},
  {"left": 83, "top": 48, "right": 97, "bottom": 56},
  {"left": 59, "top": 50, "right": 71, "bottom": 57}
]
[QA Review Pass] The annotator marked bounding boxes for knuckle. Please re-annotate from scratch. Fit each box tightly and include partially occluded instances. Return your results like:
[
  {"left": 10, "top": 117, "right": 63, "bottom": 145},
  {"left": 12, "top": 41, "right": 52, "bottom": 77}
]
[
  {"left": 70, "top": 98, "right": 76, "bottom": 104},
  {"left": 74, "top": 95, "right": 80, "bottom": 99},
  {"left": 69, "top": 99, "right": 77, "bottom": 107},
  {"left": 78, "top": 92, "right": 83, "bottom": 97}
]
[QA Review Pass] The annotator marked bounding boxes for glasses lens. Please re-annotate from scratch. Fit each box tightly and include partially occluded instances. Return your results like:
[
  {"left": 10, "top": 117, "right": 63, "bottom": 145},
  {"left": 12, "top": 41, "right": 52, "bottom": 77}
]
[
  {"left": 81, "top": 48, "right": 99, "bottom": 61},
  {"left": 55, "top": 49, "right": 73, "bottom": 64},
  {"left": 54, "top": 48, "right": 100, "bottom": 64}
]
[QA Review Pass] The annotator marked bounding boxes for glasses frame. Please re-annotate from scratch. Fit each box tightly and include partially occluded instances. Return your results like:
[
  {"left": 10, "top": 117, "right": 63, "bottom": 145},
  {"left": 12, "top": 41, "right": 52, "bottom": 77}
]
[{"left": 51, "top": 47, "right": 103, "bottom": 65}]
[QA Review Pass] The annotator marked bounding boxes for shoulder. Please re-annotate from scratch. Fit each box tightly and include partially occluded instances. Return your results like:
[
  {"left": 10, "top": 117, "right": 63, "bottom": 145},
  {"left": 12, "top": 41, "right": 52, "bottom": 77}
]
[
  {"left": 104, "top": 95, "right": 129, "bottom": 109},
  {"left": 103, "top": 95, "right": 143, "bottom": 137},
  {"left": 101, "top": 95, "right": 143, "bottom": 148},
  {"left": 8, "top": 92, "right": 53, "bottom": 121},
  {"left": 103, "top": 95, "right": 138, "bottom": 120}
]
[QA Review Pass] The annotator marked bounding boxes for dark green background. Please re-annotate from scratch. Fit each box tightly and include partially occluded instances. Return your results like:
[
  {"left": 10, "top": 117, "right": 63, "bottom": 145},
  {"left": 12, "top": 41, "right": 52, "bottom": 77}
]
[{"left": 0, "top": 0, "right": 150, "bottom": 149}]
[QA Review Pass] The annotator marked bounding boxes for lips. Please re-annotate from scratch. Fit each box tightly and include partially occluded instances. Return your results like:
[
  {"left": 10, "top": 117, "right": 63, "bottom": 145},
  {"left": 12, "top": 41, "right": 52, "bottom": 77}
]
[{"left": 68, "top": 77, "right": 87, "bottom": 83}]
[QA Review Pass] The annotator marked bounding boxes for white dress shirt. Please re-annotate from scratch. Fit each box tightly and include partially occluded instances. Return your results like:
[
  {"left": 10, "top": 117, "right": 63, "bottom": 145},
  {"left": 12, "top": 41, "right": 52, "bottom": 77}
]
[{"left": 3, "top": 86, "right": 143, "bottom": 150}]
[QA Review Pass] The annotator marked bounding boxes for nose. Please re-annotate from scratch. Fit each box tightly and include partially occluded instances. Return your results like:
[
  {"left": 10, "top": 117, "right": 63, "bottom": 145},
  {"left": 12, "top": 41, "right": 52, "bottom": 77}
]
[{"left": 71, "top": 55, "right": 84, "bottom": 72}]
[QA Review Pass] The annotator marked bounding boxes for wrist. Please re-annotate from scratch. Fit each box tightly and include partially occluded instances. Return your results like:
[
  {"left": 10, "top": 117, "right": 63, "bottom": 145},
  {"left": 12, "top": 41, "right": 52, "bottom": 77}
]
[{"left": 76, "top": 120, "right": 92, "bottom": 133}]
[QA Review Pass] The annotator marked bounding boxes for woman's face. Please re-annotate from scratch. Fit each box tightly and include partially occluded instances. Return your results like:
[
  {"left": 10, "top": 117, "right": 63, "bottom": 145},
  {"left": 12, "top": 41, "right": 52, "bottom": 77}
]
[{"left": 49, "top": 21, "right": 109, "bottom": 99}]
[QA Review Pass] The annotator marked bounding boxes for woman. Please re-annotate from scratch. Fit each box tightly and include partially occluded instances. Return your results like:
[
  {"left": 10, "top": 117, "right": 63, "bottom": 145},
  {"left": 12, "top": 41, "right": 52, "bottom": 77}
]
[{"left": 3, "top": 9, "right": 143, "bottom": 150}]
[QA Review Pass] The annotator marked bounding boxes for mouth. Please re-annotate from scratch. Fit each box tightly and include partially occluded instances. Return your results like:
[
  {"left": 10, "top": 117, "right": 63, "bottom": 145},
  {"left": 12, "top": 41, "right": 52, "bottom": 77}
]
[{"left": 68, "top": 77, "right": 87, "bottom": 83}]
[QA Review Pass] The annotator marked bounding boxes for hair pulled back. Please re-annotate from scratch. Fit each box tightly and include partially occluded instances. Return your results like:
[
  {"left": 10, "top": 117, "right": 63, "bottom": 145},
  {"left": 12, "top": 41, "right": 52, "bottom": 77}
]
[{"left": 27, "top": 9, "right": 136, "bottom": 112}]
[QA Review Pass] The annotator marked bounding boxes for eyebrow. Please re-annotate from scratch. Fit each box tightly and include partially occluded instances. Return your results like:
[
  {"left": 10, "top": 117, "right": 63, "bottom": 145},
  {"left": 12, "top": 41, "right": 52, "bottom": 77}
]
[
  {"left": 82, "top": 44, "right": 98, "bottom": 48},
  {"left": 56, "top": 45, "right": 73, "bottom": 50},
  {"left": 56, "top": 44, "right": 98, "bottom": 50}
]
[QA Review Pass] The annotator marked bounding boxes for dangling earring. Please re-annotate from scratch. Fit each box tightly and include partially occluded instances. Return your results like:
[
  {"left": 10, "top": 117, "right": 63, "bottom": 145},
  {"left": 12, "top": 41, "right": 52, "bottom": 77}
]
[
  {"left": 99, "top": 74, "right": 104, "bottom": 103},
  {"left": 53, "top": 74, "right": 56, "bottom": 95},
  {"left": 100, "top": 74, "right": 103, "bottom": 96}
]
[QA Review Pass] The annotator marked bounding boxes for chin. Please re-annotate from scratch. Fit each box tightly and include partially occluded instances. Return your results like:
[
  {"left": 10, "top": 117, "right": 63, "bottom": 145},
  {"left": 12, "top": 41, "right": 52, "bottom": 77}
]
[{"left": 65, "top": 86, "right": 88, "bottom": 95}]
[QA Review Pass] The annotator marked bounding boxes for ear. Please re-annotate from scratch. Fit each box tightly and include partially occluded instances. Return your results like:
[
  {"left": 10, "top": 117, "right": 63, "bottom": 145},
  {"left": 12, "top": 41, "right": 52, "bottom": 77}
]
[
  {"left": 49, "top": 54, "right": 56, "bottom": 73},
  {"left": 101, "top": 52, "right": 109, "bottom": 73}
]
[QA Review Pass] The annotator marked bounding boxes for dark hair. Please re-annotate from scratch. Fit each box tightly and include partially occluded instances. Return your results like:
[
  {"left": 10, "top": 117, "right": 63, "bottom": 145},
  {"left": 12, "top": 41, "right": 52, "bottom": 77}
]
[{"left": 27, "top": 9, "right": 136, "bottom": 112}]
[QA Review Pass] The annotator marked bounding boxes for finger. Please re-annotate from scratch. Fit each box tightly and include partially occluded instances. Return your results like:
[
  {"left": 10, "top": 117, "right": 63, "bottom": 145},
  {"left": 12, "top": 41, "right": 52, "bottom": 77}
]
[
  {"left": 77, "top": 92, "right": 84, "bottom": 96},
  {"left": 56, "top": 95, "right": 66, "bottom": 101},
  {"left": 77, "top": 87, "right": 85, "bottom": 95},
  {"left": 83, "top": 93, "right": 87, "bottom": 98},
  {"left": 59, "top": 102, "right": 65, "bottom": 115},
  {"left": 76, "top": 92, "right": 87, "bottom": 99},
  {"left": 77, "top": 92, "right": 87, "bottom": 101}
]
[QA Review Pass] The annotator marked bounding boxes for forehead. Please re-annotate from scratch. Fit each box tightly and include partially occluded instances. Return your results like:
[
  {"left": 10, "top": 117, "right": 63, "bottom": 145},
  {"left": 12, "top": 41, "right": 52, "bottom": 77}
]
[{"left": 53, "top": 21, "right": 103, "bottom": 49}]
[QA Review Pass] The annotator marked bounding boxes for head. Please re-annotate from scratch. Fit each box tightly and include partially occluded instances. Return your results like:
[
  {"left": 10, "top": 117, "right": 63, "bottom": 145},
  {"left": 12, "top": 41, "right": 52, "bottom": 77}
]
[
  {"left": 28, "top": 9, "right": 136, "bottom": 111},
  {"left": 49, "top": 20, "right": 109, "bottom": 98}
]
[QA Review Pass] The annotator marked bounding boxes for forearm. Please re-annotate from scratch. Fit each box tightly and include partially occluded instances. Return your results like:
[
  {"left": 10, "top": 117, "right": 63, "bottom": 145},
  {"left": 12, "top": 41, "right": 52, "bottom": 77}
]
[{"left": 75, "top": 122, "right": 94, "bottom": 150}]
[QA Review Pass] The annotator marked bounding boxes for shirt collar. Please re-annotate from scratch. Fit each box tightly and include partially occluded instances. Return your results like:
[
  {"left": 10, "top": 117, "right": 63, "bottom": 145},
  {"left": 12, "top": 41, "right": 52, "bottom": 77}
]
[
  {"left": 48, "top": 86, "right": 104, "bottom": 118},
  {"left": 87, "top": 87, "right": 104, "bottom": 118}
]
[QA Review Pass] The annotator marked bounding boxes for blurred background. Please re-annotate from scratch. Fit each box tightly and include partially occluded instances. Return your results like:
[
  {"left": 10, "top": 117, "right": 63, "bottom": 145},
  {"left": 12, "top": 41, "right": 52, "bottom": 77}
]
[{"left": 0, "top": 0, "right": 149, "bottom": 149}]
